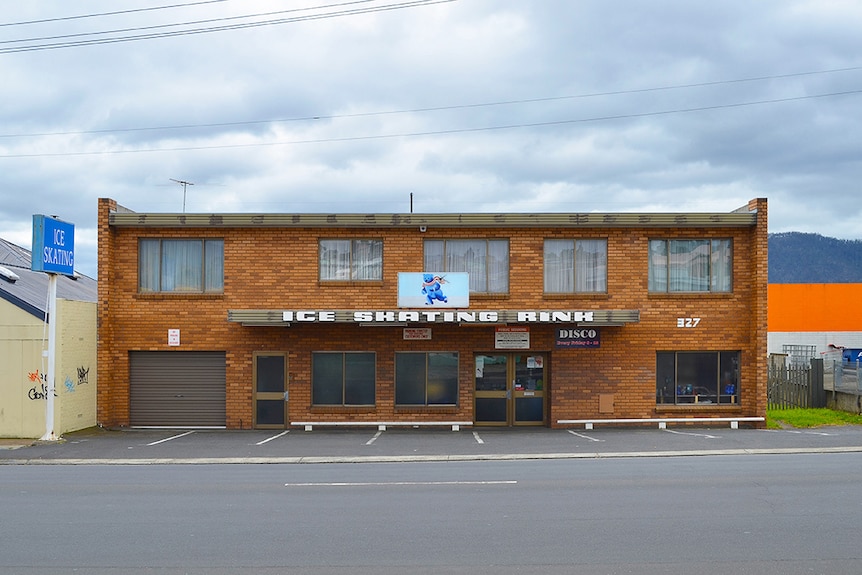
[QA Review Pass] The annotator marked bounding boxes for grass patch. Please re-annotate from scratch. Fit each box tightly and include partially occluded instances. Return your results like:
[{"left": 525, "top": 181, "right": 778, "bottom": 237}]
[{"left": 767, "top": 408, "right": 862, "bottom": 429}]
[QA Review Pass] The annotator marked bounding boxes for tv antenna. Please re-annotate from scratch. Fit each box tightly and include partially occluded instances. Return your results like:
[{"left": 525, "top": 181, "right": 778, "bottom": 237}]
[{"left": 170, "top": 178, "right": 195, "bottom": 212}]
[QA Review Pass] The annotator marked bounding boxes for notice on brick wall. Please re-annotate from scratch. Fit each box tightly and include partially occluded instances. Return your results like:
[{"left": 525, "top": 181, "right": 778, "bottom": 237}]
[
  {"left": 403, "top": 328, "right": 432, "bottom": 340},
  {"left": 495, "top": 326, "right": 529, "bottom": 349},
  {"left": 168, "top": 329, "right": 180, "bottom": 346}
]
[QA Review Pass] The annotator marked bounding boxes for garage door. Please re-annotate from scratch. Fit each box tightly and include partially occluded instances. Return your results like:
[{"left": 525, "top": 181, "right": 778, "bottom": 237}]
[{"left": 130, "top": 351, "right": 226, "bottom": 427}]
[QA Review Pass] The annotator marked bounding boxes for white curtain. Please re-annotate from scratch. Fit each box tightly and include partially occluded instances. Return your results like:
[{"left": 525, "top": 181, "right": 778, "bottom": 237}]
[{"left": 161, "top": 240, "right": 202, "bottom": 292}]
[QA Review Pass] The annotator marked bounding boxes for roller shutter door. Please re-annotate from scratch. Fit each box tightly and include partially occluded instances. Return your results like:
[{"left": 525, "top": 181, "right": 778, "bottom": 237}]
[{"left": 130, "top": 351, "right": 226, "bottom": 427}]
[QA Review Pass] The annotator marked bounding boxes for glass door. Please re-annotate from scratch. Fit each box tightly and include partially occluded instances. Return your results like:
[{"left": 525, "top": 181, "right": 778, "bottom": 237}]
[
  {"left": 474, "top": 355, "right": 509, "bottom": 425},
  {"left": 474, "top": 353, "right": 546, "bottom": 426},
  {"left": 254, "top": 353, "right": 288, "bottom": 428},
  {"left": 513, "top": 353, "right": 545, "bottom": 425}
]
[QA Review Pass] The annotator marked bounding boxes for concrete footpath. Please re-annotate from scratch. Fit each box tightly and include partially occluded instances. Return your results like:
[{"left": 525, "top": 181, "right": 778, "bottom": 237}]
[{"left": 3, "top": 424, "right": 862, "bottom": 465}]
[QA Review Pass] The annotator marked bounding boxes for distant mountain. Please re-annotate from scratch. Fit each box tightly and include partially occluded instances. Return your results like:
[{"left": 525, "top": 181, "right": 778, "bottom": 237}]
[{"left": 769, "top": 232, "right": 862, "bottom": 283}]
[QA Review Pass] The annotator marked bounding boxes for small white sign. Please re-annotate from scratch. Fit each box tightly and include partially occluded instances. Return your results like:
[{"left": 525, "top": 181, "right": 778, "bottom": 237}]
[
  {"left": 495, "top": 327, "right": 530, "bottom": 349},
  {"left": 168, "top": 329, "right": 181, "bottom": 346}
]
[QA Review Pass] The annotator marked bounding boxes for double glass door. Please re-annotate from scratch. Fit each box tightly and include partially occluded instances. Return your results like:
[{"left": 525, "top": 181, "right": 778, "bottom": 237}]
[{"left": 474, "top": 353, "right": 546, "bottom": 426}]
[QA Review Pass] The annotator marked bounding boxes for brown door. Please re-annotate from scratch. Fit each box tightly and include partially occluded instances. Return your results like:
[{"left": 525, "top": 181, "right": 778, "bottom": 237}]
[
  {"left": 474, "top": 353, "right": 546, "bottom": 426},
  {"left": 253, "top": 352, "right": 288, "bottom": 429}
]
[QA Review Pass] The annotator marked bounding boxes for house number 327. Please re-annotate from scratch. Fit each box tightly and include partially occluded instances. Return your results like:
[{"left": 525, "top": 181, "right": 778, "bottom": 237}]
[{"left": 677, "top": 317, "right": 701, "bottom": 328}]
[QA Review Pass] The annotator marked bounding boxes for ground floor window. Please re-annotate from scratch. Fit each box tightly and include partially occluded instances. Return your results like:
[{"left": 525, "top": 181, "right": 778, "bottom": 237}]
[
  {"left": 312, "top": 352, "right": 375, "bottom": 405},
  {"left": 656, "top": 351, "right": 739, "bottom": 404},
  {"left": 395, "top": 352, "right": 459, "bottom": 406}
]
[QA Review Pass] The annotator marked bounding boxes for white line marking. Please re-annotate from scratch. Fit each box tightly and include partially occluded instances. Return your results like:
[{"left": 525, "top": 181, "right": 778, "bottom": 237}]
[
  {"left": 473, "top": 431, "right": 484, "bottom": 444},
  {"left": 146, "top": 430, "right": 195, "bottom": 446},
  {"left": 256, "top": 430, "right": 290, "bottom": 445},
  {"left": 567, "top": 430, "right": 604, "bottom": 442},
  {"left": 663, "top": 429, "right": 719, "bottom": 439},
  {"left": 286, "top": 480, "right": 518, "bottom": 487},
  {"left": 366, "top": 430, "right": 383, "bottom": 445}
]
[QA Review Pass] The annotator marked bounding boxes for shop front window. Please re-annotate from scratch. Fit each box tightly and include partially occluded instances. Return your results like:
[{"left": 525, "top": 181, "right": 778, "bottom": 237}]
[
  {"left": 312, "top": 352, "right": 375, "bottom": 406},
  {"left": 656, "top": 351, "right": 739, "bottom": 404},
  {"left": 395, "top": 352, "right": 458, "bottom": 406}
]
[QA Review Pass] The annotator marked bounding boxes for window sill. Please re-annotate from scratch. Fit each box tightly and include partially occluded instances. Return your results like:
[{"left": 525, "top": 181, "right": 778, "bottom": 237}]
[
  {"left": 543, "top": 293, "right": 609, "bottom": 300},
  {"left": 648, "top": 292, "right": 734, "bottom": 298},
  {"left": 395, "top": 405, "right": 460, "bottom": 413},
  {"left": 655, "top": 404, "right": 741, "bottom": 412},
  {"left": 470, "top": 293, "right": 509, "bottom": 301},
  {"left": 319, "top": 280, "right": 384, "bottom": 287},
  {"left": 309, "top": 405, "right": 376, "bottom": 412},
  {"left": 135, "top": 292, "right": 224, "bottom": 300}
]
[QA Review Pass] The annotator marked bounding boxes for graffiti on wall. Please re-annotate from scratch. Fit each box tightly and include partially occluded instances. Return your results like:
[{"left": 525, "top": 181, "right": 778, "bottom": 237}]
[{"left": 26, "top": 366, "right": 90, "bottom": 400}]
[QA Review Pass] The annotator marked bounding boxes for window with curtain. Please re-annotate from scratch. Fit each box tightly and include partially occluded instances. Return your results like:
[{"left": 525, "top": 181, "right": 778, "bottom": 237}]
[
  {"left": 312, "top": 352, "right": 376, "bottom": 406},
  {"left": 395, "top": 352, "right": 459, "bottom": 406},
  {"left": 648, "top": 239, "right": 732, "bottom": 292},
  {"left": 319, "top": 239, "right": 383, "bottom": 281},
  {"left": 544, "top": 239, "right": 607, "bottom": 293},
  {"left": 423, "top": 239, "right": 509, "bottom": 293},
  {"left": 138, "top": 238, "right": 223, "bottom": 293}
]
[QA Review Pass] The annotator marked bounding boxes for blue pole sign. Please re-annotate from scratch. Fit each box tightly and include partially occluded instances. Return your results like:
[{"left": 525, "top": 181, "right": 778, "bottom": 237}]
[{"left": 32, "top": 215, "right": 75, "bottom": 275}]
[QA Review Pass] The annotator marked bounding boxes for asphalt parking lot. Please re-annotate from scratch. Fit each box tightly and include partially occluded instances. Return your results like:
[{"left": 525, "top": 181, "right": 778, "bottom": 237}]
[{"left": 3, "top": 424, "right": 862, "bottom": 464}]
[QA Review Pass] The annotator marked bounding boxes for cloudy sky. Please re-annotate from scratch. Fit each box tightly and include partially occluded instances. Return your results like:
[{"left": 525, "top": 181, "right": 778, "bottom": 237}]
[{"left": 1, "top": 0, "right": 860, "bottom": 278}]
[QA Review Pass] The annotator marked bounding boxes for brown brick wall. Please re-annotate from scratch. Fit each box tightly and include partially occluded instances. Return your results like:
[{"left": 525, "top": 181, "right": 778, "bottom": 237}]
[{"left": 97, "top": 198, "right": 768, "bottom": 428}]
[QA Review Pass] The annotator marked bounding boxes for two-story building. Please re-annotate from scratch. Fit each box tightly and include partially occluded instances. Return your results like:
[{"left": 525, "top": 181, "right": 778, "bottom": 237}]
[{"left": 97, "top": 197, "right": 767, "bottom": 430}]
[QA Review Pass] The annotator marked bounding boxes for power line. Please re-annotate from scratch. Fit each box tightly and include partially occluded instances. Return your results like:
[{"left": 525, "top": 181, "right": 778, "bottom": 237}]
[
  {"left": 0, "top": 1, "right": 231, "bottom": 27},
  {"left": 1, "top": 66, "right": 859, "bottom": 140},
  {"left": 0, "top": 0, "right": 454, "bottom": 54},
  {"left": 2, "top": 89, "right": 859, "bottom": 159},
  {"left": 0, "top": 0, "right": 378, "bottom": 43}
]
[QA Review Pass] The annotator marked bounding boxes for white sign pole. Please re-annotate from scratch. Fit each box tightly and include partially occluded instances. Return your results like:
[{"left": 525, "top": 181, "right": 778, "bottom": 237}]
[{"left": 41, "top": 273, "right": 58, "bottom": 441}]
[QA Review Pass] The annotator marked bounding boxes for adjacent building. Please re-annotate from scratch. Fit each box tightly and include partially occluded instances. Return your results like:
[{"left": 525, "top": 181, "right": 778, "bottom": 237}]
[
  {"left": 97, "top": 197, "right": 768, "bottom": 430},
  {"left": 0, "top": 238, "right": 97, "bottom": 438}
]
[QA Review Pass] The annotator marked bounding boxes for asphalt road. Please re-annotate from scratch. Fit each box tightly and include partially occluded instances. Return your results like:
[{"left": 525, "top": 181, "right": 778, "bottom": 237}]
[
  {"left": 3, "top": 426, "right": 862, "bottom": 574},
  {"left": 2, "top": 452, "right": 862, "bottom": 574}
]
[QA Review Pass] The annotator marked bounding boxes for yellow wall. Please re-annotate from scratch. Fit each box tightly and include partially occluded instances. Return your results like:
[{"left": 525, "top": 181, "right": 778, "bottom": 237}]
[
  {"left": 0, "top": 302, "right": 46, "bottom": 437},
  {"left": 0, "top": 298, "right": 96, "bottom": 438},
  {"left": 57, "top": 298, "right": 97, "bottom": 434},
  {"left": 768, "top": 283, "right": 862, "bottom": 332}
]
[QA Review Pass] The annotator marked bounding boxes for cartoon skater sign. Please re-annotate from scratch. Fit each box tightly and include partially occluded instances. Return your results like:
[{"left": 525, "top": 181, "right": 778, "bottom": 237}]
[
  {"left": 397, "top": 272, "right": 469, "bottom": 308},
  {"left": 421, "top": 273, "right": 448, "bottom": 305}
]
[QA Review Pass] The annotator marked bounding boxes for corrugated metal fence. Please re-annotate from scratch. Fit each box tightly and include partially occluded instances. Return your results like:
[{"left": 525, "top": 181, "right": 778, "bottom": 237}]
[{"left": 768, "top": 358, "right": 825, "bottom": 409}]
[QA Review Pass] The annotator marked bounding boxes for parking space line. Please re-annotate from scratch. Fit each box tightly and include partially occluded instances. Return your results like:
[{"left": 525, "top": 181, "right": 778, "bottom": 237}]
[
  {"left": 366, "top": 430, "right": 383, "bottom": 445},
  {"left": 567, "top": 430, "right": 604, "bottom": 442},
  {"left": 256, "top": 430, "right": 290, "bottom": 445},
  {"left": 662, "top": 428, "right": 719, "bottom": 439},
  {"left": 146, "top": 431, "right": 195, "bottom": 446},
  {"left": 473, "top": 431, "right": 484, "bottom": 444}
]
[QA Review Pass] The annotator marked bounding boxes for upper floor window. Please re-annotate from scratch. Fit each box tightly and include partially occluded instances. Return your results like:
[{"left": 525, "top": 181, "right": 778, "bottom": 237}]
[
  {"left": 544, "top": 239, "right": 607, "bottom": 293},
  {"left": 319, "top": 239, "right": 383, "bottom": 281},
  {"left": 139, "top": 238, "right": 224, "bottom": 293},
  {"left": 423, "top": 239, "right": 509, "bottom": 294},
  {"left": 648, "top": 239, "right": 732, "bottom": 293}
]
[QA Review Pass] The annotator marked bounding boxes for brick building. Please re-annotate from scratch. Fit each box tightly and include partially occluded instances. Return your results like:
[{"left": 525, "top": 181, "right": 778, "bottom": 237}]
[{"left": 97, "top": 197, "right": 767, "bottom": 430}]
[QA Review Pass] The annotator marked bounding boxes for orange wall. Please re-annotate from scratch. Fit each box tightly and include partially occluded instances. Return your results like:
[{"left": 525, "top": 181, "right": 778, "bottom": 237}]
[{"left": 769, "top": 284, "right": 862, "bottom": 332}]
